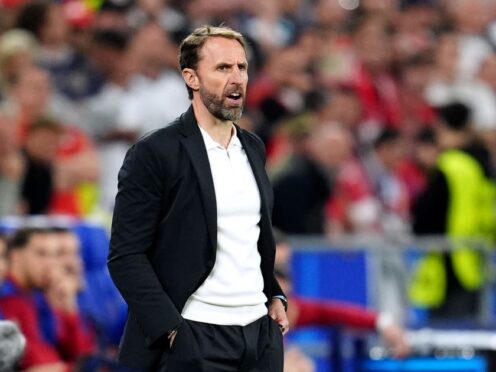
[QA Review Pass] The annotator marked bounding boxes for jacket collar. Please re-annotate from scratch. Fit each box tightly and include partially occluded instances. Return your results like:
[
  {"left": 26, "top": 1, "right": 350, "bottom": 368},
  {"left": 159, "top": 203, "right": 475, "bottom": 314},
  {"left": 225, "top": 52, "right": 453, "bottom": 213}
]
[{"left": 178, "top": 105, "right": 270, "bottom": 251}]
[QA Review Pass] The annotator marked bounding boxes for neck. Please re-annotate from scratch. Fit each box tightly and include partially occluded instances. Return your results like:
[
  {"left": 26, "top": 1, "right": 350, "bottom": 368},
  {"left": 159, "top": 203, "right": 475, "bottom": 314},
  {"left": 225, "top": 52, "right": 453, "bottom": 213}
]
[{"left": 192, "top": 98, "right": 234, "bottom": 148}]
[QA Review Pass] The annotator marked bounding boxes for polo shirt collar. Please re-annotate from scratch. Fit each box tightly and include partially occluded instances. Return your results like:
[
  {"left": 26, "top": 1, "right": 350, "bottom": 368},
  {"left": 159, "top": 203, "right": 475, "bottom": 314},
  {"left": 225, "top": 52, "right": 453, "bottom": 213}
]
[{"left": 199, "top": 124, "right": 241, "bottom": 150}]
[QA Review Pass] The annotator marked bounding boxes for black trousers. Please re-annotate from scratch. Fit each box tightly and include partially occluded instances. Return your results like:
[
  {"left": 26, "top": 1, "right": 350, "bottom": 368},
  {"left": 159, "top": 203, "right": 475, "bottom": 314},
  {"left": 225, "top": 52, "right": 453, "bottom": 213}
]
[{"left": 156, "top": 315, "right": 284, "bottom": 372}]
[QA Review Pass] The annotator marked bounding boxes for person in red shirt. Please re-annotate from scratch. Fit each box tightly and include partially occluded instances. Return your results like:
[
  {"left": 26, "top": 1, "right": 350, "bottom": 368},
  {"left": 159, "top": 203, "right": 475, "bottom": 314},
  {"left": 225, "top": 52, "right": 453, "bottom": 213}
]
[{"left": 0, "top": 227, "right": 94, "bottom": 371}]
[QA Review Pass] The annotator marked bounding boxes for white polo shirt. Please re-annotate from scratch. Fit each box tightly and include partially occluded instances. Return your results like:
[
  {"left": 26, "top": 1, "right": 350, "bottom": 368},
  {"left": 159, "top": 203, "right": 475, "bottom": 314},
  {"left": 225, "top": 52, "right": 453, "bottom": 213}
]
[{"left": 181, "top": 125, "right": 268, "bottom": 325}]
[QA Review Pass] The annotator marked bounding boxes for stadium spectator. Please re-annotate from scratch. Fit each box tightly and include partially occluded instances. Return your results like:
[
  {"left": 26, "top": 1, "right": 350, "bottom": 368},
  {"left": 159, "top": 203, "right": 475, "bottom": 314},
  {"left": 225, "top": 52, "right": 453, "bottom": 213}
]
[
  {"left": 445, "top": 0, "right": 493, "bottom": 81},
  {"left": 397, "top": 54, "right": 436, "bottom": 140},
  {"left": 16, "top": 0, "right": 103, "bottom": 102},
  {"left": 116, "top": 22, "right": 189, "bottom": 136},
  {"left": 21, "top": 117, "right": 60, "bottom": 215},
  {"left": 0, "top": 227, "right": 94, "bottom": 370},
  {"left": 0, "top": 110, "right": 24, "bottom": 216},
  {"left": 247, "top": 42, "right": 314, "bottom": 140},
  {"left": 328, "top": 128, "right": 411, "bottom": 237},
  {"left": 274, "top": 230, "right": 410, "bottom": 360},
  {"left": 392, "top": 0, "right": 438, "bottom": 64},
  {"left": 85, "top": 29, "right": 137, "bottom": 212},
  {"left": 361, "top": 128, "right": 411, "bottom": 235},
  {"left": 0, "top": 28, "right": 37, "bottom": 98},
  {"left": 316, "top": 88, "right": 363, "bottom": 143},
  {"left": 272, "top": 123, "right": 350, "bottom": 234},
  {"left": 92, "top": 0, "right": 133, "bottom": 32},
  {"left": 349, "top": 14, "right": 401, "bottom": 138},
  {"left": 0, "top": 236, "right": 26, "bottom": 371},
  {"left": 49, "top": 225, "right": 127, "bottom": 353},
  {"left": 411, "top": 102, "right": 496, "bottom": 318},
  {"left": 4, "top": 64, "right": 100, "bottom": 216}
]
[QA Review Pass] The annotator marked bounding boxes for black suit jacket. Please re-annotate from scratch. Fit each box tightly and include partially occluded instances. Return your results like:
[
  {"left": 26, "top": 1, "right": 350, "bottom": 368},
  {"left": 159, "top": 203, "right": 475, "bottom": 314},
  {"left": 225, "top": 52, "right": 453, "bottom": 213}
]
[{"left": 107, "top": 106, "right": 284, "bottom": 370}]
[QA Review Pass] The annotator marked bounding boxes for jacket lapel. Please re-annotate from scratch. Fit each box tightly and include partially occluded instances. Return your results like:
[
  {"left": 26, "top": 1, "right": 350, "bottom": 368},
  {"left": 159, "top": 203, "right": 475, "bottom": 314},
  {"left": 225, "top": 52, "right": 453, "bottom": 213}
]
[
  {"left": 179, "top": 106, "right": 217, "bottom": 251},
  {"left": 236, "top": 127, "right": 272, "bottom": 227}
]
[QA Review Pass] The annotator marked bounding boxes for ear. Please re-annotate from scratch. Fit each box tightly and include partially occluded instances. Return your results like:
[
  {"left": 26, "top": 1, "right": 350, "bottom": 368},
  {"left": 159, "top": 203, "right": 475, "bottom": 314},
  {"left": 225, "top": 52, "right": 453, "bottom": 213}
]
[{"left": 182, "top": 68, "right": 200, "bottom": 93}]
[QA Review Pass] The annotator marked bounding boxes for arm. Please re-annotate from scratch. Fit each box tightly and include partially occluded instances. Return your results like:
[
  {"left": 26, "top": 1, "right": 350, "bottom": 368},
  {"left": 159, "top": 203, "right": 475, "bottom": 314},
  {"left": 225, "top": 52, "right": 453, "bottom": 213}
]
[
  {"left": 291, "top": 297, "right": 409, "bottom": 358},
  {"left": 291, "top": 297, "right": 377, "bottom": 329},
  {"left": 107, "top": 141, "right": 182, "bottom": 347}
]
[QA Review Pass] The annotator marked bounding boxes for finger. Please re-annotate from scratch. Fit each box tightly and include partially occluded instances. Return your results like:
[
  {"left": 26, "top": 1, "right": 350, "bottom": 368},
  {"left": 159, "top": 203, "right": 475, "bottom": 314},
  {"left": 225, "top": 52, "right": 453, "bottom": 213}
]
[{"left": 279, "top": 324, "right": 290, "bottom": 335}]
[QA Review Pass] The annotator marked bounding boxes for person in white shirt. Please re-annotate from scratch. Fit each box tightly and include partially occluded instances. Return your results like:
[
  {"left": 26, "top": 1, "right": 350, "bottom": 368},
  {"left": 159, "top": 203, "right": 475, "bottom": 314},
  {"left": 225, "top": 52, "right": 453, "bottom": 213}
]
[{"left": 108, "top": 25, "right": 289, "bottom": 372}]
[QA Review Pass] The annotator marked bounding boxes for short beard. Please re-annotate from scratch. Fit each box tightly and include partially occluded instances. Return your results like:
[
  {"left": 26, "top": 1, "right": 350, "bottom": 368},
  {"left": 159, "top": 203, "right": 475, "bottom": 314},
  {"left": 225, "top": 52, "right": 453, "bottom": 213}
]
[{"left": 200, "top": 87, "right": 243, "bottom": 122}]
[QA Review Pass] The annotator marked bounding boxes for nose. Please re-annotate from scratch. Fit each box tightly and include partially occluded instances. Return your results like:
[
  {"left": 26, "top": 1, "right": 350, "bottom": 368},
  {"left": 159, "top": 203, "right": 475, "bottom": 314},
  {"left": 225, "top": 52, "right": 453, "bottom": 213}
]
[{"left": 230, "top": 67, "right": 246, "bottom": 85}]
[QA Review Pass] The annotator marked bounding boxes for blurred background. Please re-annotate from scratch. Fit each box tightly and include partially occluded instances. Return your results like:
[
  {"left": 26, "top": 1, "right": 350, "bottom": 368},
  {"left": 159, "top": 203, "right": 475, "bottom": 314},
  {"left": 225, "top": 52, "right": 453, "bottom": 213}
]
[{"left": 1, "top": 0, "right": 496, "bottom": 371}]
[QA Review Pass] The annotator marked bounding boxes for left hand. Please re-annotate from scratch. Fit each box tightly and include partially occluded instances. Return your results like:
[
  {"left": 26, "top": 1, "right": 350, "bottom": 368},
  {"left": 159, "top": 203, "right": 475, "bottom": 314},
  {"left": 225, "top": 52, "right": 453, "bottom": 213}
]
[{"left": 268, "top": 298, "right": 290, "bottom": 335}]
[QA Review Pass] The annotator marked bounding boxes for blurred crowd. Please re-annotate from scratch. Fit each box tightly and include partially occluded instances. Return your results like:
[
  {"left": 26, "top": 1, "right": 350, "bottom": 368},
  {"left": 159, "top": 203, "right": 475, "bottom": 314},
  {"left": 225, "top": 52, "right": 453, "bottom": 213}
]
[
  {"left": 1, "top": 0, "right": 496, "bottom": 370},
  {"left": 0, "top": 0, "right": 495, "bottom": 237}
]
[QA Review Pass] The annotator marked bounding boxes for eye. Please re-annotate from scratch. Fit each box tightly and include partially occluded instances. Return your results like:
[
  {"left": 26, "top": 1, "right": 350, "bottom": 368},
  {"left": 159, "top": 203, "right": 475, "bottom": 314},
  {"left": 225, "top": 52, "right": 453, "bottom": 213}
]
[
  {"left": 217, "top": 65, "right": 229, "bottom": 71},
  {"left": 238, "top": 64, "right": 247, "bottom": 71}
]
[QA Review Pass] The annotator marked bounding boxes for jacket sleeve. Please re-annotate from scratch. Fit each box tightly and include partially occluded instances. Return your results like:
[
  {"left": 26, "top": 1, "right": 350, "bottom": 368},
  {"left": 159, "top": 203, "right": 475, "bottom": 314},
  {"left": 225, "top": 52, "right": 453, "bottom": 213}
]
[
  {"left": 271, "top": 275, "right": 285, "bottom": 299},
  {"left": 107, "top": 141, "right": 182, "bottom": 347}
]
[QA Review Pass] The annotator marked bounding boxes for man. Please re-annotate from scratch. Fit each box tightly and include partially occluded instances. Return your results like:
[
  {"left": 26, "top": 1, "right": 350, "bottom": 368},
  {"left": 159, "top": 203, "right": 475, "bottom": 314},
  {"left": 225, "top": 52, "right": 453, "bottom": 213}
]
[
  {"left": 108, "top": 26, "right": 289, "bottom": 372},
  {"left": 272, "top": 121, "right": 338, "bottom": 235},
  {"left": 411, "top": 102, "right": 496, "bottom": 318},
  {"left": 50, "top": 227, "right": 84, "bottom": 288},
  {"left": 0, "top": 227, "right": 94, "bottom": 370},
  {"left": 361, "top": 128, "right": 410, "bottom": 235}
]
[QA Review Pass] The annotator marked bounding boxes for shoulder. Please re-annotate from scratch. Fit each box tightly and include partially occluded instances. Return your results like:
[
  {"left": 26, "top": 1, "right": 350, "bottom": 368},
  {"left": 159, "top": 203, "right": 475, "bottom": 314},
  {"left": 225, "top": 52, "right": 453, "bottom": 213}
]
[
  {"left": 126, "top": 115, "right": 185, "bottom": 163},
  {"left": 137, "top": 116, "right": 183, "bottom": 150},
  {"left": 118, "top": 117, "right": 186, "bottom": 181}
]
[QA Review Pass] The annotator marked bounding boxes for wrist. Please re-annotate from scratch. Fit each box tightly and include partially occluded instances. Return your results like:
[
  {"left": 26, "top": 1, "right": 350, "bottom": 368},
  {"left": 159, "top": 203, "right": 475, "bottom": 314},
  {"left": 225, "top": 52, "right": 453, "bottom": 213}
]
[{"left": 272, "top": 295, "right": 288, "bottom": 312}]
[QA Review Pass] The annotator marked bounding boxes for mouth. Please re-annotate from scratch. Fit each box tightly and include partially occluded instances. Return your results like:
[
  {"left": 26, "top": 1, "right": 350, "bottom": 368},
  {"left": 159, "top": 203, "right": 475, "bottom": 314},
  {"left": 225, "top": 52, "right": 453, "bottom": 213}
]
[{"left": 225, "top": 92, "right": 243, "bottom": 106}]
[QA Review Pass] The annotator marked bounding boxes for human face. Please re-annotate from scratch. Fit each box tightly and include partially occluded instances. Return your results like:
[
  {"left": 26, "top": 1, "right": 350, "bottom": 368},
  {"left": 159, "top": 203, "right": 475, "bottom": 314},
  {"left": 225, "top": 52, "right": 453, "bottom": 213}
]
[
  {"left": 18, "top": 233, "right": 59, "bottom": 290},
  {"left": 55, "top": 232, "right": 83, "bottom": 277},
  {"left": 194, "top": 37, "right": 248, "bottom": 122},
  {"left": 13, "top": 67, "right": 52, "bottom": 118}
]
